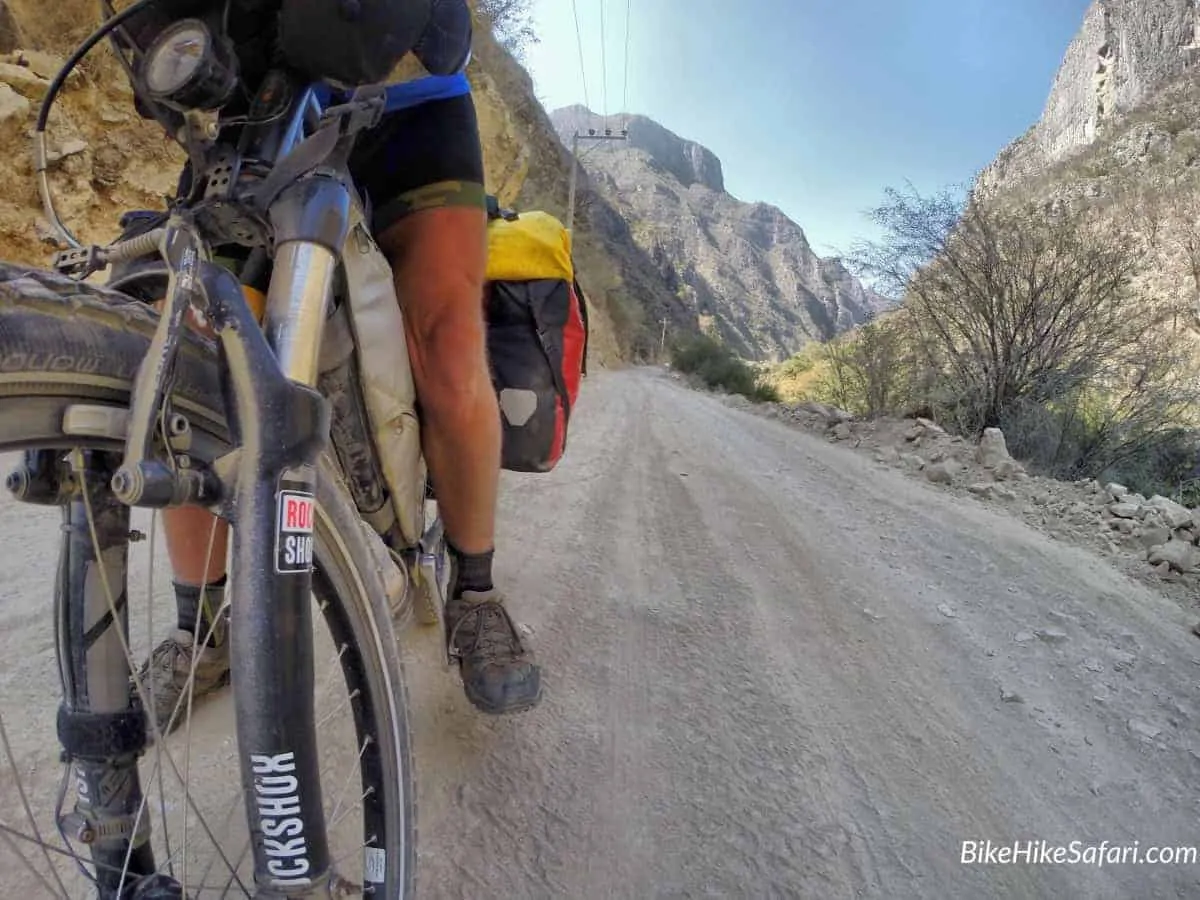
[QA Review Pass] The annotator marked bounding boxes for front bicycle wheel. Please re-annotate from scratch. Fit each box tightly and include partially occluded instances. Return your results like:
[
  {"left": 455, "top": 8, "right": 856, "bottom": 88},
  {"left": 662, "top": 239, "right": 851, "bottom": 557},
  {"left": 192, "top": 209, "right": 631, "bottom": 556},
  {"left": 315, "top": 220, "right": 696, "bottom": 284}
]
[{"left": 0, "top": 264, "right": 416, "bottom": 898}]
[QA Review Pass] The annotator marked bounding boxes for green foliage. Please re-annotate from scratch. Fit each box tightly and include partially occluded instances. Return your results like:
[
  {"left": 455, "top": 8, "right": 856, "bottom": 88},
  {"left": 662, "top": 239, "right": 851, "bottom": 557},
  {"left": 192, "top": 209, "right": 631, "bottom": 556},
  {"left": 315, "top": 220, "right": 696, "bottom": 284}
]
[
  {"left": 776, "top": 343, "right": 824, "bottom": 379},
  {"left": 671, "top": 333, "right": 780, "bottom": 403},
  {"left": 476, "top": 0, "right": 538, "bottom": 59}
]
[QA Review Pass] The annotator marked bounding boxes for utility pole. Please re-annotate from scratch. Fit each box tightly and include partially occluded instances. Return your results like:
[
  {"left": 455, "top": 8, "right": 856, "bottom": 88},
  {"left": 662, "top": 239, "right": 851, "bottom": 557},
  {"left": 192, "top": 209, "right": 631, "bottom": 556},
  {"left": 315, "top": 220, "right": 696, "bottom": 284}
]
[
  {"left": 660, "top": 317, "right": 668, "bottom": 358},
  {"left": 566, "top": 126, "right": 629, "bottom": 234}
]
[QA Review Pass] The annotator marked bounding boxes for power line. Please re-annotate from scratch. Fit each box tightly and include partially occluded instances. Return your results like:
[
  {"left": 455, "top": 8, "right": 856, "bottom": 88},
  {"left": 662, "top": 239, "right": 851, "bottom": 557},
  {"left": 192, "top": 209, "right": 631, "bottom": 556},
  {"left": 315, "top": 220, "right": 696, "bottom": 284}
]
[
  {"left": 570, "top": 0, "right": 591, "bottom": 112},
  {"left": 600, "top": 0, "right": 609, "bottom": 119},
  {"left": 622, "top": 0, "right": 632, "bottom": 129}
]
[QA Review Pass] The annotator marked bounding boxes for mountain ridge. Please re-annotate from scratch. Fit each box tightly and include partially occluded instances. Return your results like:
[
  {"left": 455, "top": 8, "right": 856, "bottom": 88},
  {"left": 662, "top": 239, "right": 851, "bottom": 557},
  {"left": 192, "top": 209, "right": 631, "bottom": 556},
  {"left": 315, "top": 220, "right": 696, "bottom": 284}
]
[{"left": 550, "top": 105, "right": 892, "bottom": 362}]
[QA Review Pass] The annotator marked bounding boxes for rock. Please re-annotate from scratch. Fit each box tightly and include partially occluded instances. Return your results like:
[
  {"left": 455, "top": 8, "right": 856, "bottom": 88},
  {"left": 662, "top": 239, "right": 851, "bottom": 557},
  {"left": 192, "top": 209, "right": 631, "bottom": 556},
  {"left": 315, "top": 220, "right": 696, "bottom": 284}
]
[
  {"left": 4, "top": 49, "right": 68, "bottom": 81},
  {"left": 832, "top": 422, "right": 851, "bottom": 440},
  {"left": 1082, "top": 657, "right": 1104, "bottom": 672},
  {"left": 1140, "top": 509, "right": 1167, "bottom": 530},
  {"left": 91, "top": 145, "right": 127, "bottom": 188},
  {"left": 1109, "top": 502, "right": 1140, "bottom": 519},
  {"left": 1000, "top": 688, "right": 1025, "bottom": 704},
  {"left": 994, "top": 487, "right": 1018, "bottom": 501},
  {"left": 976, "top": 427, "right": 1012, "bottom": 468},
  {"left": 899, "top": 453, "right": 925, "bottom": 470},
  {"left": 1143, "top": 495, "right": 1192, "bottom": 529},
  {"left": 1139, "top": 526, "right": 1172, "bottom": 552},
  {"left": 917, "top": 417, "right": 945, "bottom": 434},
  {"left": 1113, "top": 518, "right": 1136, "bottom": 535},
  {"left": 1013, "top": 630, "right": 1035, "bottom": 643},
  {"left": 875, "top": 446, "right": 900, "bottom": 464},
  {"left": 1035, "top": 628, "right": 1069, "bottom": 644},
  {"left": 0, "top": 79, "right": 27, "bottom": 125},
  {"left": 937, "top": 603, "right": 958, "bottom": 618},
  {"left": 1047, "top": 609, "right": 1077, "bottom": 625},
  {"left": 903, "top": 423, "right": 925, "bottom": 442},
  {"left": 1128, "top": 719, "right": 1162, "bottom": 741},
  {"left": 0, "top": 3, "right": 21, "bottom": 54},
  {"left": 0, "top": 60, "right": 49, "bottom": 99},
  {"left": 796, "top": 401, "right": 853, "bottom": 425},
  {"left": 1148, "top": 540, "right": 1198, "bottom": 573},
  {"left": 993, "top": 458, "right": 1026, "bottom": 481},
  {"left": 968, "top": 482, "right": 995, "bottom": 498},
  {"left": 46, "top": 138, "right": 88, "bottom": 166},
  {"left": 924, "top": 460, "right": 959, "bottom": 485},
  {"left": 1106, "top": 482, "right": 1129, "bottom": 500}
]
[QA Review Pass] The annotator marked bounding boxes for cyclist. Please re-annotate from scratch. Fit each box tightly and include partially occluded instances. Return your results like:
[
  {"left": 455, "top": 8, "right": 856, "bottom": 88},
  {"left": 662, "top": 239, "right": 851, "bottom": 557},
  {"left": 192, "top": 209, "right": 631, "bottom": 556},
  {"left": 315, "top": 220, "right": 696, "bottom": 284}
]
[{"left": 128, "top": 0, "right": 543, "bottom": 727}]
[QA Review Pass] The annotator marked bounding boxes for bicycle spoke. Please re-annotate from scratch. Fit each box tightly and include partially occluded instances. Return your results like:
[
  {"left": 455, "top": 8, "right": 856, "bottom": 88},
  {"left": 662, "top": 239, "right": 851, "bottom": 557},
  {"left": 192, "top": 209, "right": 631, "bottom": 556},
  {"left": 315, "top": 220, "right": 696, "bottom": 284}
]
[
  {"left": 0, "top": 820, "right": 66, "bottom": 899},
  {"left": 144, "top": 511, "right": 174, "bottom": 881},
  {"left": 76, "top": 466, "right": 248, "bottom": 894},
  {"left": 327, "top": 735, "right": 371, "bottom": 827},
  {"left": 316, "top": 687, "right": 361, "bottom": 733},
  {"left": 0, "top": 711, "right": 72, "bottom": 898},
  {"left": 329, "top": 786, "right": 374, "bottom": 832}
]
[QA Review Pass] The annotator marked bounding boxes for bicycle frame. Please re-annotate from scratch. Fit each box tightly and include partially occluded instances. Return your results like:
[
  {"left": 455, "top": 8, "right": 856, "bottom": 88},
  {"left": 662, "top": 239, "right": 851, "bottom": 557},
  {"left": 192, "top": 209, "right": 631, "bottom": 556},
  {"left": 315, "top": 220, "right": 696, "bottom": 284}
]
[{"left": 43, "top": 65, "right": 392, "bottom": 895}]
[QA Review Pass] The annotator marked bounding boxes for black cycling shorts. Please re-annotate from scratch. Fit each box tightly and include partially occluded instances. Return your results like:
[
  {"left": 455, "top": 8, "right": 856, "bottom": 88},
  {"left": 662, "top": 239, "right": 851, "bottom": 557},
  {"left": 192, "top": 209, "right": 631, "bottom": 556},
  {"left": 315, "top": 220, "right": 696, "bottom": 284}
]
[{"left": 346, "top": 90, "right": 487, "bottom": 237}]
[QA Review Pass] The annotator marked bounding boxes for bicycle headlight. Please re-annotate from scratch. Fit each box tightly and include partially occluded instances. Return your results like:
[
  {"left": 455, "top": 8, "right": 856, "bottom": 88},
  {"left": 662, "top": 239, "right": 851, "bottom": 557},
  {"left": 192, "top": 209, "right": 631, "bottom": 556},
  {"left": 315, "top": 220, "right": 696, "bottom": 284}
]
[{"left": 140, "top": 18, "right": 238, "bottom": 111}]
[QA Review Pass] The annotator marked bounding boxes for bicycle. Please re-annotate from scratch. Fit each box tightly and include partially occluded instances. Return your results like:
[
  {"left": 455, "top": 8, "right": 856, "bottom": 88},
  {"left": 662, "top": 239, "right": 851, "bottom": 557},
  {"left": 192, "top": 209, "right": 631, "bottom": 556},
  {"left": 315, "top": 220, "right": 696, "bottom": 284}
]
[{"left": 0, "top": 2, "right": 454, "bottom": 896}]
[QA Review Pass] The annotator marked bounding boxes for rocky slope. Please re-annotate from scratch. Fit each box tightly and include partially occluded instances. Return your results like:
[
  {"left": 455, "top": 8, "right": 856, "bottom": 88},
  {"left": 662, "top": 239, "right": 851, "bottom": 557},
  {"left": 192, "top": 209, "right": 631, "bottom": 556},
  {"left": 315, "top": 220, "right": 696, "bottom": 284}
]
[
  {"left": 0, "top": 1, "right": 678, "bottom": 365},
  {"left": 971, "top": 0, "right": 1200, "bottom": 388},
  {"left": 551, "top": 105, "right": 891, "bottom": 363},
  {"left": 978, "top": 0, "right": 1200, "bottom": 194}
]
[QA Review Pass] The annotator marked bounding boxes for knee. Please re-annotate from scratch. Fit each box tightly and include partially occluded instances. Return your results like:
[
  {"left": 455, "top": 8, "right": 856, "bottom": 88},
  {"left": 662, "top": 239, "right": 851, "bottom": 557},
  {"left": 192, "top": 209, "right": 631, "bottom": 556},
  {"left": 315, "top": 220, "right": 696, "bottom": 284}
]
[{"left": 403, "top": 287, "right": 493, "bottom": 418}]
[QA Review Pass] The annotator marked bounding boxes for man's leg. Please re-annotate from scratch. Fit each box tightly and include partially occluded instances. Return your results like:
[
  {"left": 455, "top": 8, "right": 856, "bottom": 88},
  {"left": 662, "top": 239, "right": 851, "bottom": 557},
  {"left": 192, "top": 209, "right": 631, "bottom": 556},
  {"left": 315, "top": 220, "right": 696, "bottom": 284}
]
[
  {"left": 377, "top": 202, "right": 541, "bottom": 715},
  {"left": 353, "top": 92, "right": 541, "bottom": 714},
  {"left": 133, "top": 498, "right": 232, "bottom": 738}
]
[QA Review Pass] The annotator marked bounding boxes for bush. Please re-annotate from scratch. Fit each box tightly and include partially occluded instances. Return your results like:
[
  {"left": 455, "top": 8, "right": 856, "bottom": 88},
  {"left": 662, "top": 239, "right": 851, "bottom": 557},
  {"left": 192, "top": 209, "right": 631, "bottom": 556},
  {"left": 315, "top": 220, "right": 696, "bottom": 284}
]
[
  {"left": 843, "top": 182, "right": 1200, "bottom": 487},
  {"left": 670, "top": 333, "right": 779, "bottom": 403},
  {"left": 476, "top": 0, "right": 538, "bottom": 59}
]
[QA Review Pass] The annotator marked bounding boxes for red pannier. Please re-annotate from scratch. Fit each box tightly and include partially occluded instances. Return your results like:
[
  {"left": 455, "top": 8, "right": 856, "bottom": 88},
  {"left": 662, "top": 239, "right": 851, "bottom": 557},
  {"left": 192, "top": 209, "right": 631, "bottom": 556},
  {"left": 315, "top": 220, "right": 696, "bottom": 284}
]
[{"left": 484, "top": 202, "right": 589, "bottom": 473}]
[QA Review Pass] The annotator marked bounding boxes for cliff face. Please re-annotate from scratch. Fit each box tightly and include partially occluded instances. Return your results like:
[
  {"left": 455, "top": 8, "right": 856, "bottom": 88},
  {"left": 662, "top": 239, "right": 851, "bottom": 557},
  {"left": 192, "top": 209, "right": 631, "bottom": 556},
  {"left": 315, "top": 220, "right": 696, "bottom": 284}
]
[
  {"left": 979, "top": 0, "right": 1200, "bottom": 194},
  {"left": 551, "top": 106, "right": 892, "bottom": 362}
]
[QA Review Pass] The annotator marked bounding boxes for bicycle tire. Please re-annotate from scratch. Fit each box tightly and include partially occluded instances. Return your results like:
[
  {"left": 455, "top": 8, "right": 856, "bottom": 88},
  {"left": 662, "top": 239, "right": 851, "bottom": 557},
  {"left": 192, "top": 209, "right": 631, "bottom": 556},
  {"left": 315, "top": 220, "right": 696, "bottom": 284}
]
[{"left": 0, "top": 262, "right": 417, "bottom": 898}]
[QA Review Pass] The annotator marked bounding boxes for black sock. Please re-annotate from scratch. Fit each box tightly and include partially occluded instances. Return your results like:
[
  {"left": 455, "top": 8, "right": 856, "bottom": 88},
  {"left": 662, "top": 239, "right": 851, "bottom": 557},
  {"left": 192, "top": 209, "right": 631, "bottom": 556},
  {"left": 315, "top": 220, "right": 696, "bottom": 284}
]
[
  {"left": 175, "top": 575, "right": 227, "bottom": 647},
  {"left": 448, "top": 544, "right": 494, "bottom": 598}
]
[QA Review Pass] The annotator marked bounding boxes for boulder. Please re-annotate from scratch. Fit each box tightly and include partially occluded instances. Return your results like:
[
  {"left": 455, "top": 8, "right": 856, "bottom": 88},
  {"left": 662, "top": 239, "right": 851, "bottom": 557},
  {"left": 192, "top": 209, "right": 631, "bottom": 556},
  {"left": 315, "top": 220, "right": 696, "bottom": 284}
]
[
  {"left": 976, "top": 427, "right": 1012, "bottom": 468},
  {"left": 1109, "top": 502, "right": 1140, "bottom": 519},
  {"left": 924, "top": 460, "right": 959, "bottom": 485},
  {"left": 0, "top": 79, "right": 27, "bottom": 127},
  {"left": 1142, "top": 495, "right": 1192, "bottom": 529},
  {"left": 1148, "top": 540, "right": 1199, "bottom": 573}
]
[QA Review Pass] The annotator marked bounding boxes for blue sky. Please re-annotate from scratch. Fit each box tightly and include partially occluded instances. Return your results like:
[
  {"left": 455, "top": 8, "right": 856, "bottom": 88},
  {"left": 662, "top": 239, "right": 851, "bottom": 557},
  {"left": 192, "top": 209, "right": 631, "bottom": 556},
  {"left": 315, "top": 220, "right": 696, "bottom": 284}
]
[{"left": 520, "top": 0, "right": 1092, "bottom": 256}]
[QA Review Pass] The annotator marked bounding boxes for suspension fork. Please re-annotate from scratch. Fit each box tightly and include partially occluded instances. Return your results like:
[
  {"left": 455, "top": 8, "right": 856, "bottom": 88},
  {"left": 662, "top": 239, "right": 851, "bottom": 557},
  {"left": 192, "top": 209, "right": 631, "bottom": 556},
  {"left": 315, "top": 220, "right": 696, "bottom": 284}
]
[
  {"left": 199, "top": 172, "right": 352, "bottom": 895},
  {"left": 36, "top": 448, "right": 152, "bottom": 896}
]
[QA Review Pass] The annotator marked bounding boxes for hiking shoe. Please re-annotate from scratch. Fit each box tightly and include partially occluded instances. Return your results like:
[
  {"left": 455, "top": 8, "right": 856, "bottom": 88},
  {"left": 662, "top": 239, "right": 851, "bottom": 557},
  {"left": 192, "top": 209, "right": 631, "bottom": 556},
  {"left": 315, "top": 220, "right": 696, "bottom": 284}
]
[
  {"left": 134, "top": 629, "right": 231, "bottom": 736},
  {"left": 444, "top": 590, "right": 542, "bottom": 715}
]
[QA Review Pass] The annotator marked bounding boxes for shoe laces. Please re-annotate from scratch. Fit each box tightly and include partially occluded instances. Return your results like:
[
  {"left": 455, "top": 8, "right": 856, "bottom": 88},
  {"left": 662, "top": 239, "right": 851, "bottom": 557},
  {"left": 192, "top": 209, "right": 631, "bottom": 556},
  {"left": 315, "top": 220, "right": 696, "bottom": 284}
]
[
  {"left": 447, "top": 596, "right": 526, "bottom": 664},
  {"left": 146, "top": 635, "right": 192, "bottom": 679}
]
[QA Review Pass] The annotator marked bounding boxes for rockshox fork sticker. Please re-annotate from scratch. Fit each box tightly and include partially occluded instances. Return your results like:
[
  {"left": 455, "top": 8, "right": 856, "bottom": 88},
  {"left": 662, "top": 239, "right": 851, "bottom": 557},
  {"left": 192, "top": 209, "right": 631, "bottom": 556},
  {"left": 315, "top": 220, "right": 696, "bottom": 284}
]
[{"left": 275, "top": 489, "right": 315, "bottom": 574}]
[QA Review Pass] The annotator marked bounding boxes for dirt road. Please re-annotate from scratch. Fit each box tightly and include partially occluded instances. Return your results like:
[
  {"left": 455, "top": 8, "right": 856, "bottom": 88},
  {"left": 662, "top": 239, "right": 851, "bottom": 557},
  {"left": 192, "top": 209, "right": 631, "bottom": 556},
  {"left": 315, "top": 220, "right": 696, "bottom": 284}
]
[
  {"left": 403, "top": 367, "right": 1200, "bottom": 899},
  {"left": 2, "top": 367, "right": 1200, "bottom": 898}
]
